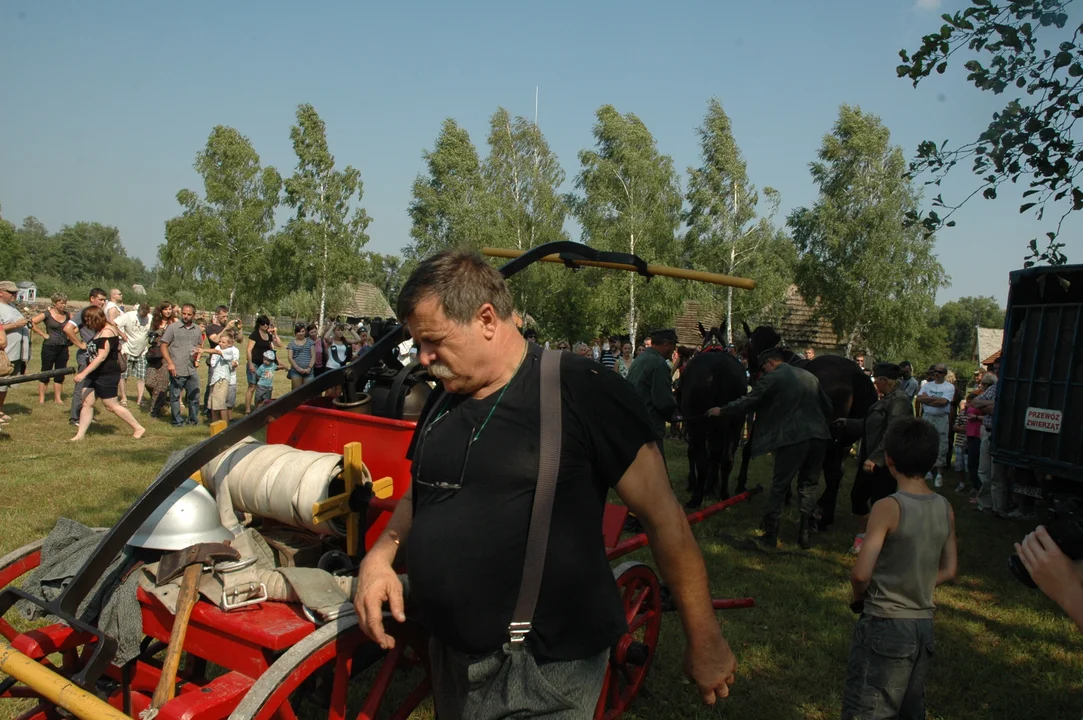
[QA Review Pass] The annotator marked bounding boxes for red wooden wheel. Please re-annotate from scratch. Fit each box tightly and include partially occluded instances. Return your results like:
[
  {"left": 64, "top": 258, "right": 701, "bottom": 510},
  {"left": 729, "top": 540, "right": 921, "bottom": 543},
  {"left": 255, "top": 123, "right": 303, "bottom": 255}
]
[
  {"left": 0, "top": 539, "right": 44, "bottom": 642},
  {"left": 228, "top": 615, "right": 431, "bottom": 720},
  {"left": 594, "top": 561, "right": 663, "bottom": 720}
]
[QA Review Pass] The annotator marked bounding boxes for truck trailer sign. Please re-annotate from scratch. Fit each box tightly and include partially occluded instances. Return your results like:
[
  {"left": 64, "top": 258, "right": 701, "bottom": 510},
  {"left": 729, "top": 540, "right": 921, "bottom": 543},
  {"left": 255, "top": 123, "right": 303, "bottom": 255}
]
[{"left": 1024, "top": 407, "right": 1062, "bottom": 434}]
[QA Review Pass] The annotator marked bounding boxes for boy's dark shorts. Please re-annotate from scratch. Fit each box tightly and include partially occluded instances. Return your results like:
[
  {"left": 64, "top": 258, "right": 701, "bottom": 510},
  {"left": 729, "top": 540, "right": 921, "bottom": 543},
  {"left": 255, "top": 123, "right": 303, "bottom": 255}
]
[
  {"left": 255, "top": 386, "right": 272, "bottom": 404},
  {"left": 842, "top": 615, "right": 934, "bottom": 720}
]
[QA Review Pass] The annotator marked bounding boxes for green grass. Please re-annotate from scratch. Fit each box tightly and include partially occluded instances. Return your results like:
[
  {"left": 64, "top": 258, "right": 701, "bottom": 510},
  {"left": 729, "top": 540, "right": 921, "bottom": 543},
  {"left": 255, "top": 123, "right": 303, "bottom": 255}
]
[{"left": 2, "top": 336, "right": 1082, "bottom": 719}]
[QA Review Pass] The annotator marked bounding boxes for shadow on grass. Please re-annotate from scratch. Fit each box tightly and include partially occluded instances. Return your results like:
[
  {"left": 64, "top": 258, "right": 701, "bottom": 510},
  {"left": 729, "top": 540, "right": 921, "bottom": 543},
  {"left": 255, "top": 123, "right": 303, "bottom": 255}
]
[
  {"left": 2, "top": 401, "right": 34, "bottom": 417},
  {"left": 616, "top": 442, "right": 1083, "bottom": 720}
]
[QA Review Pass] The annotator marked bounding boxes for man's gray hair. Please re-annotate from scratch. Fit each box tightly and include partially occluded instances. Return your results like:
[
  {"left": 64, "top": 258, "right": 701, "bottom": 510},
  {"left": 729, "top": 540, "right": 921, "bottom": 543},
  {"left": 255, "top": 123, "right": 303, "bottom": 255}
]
[{"left": 397, "top": 250, "right": 514, "bottom": 324}]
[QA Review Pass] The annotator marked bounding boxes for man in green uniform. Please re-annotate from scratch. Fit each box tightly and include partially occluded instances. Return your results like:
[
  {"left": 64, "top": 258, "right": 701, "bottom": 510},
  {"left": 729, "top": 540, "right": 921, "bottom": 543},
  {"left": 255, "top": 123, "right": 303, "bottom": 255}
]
[
  {"left": 627, "top": 328, "right": 680, "bottom": 459},
  {"left": 708, "top": 348, "right": 833, "bottom": 549}
]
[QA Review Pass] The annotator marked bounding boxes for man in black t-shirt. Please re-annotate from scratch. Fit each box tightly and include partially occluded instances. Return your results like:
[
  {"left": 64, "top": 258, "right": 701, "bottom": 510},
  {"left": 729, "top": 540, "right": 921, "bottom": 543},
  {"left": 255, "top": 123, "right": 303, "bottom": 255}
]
[
  {"left": 354, "top": 251, "right": 737, "bottom": 719},
  {"left": 202, "top": 305, "right": 238, "bottom": 416}
]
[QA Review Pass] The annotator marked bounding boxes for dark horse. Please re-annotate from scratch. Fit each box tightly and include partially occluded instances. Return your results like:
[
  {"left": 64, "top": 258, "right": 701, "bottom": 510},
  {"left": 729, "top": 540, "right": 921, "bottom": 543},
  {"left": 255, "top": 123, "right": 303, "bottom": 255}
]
[
  {"left": 737, "top": 323, "right": 878, "bottom": 527},
  {"left": 676, "top": 323, "right": 749, "bottom": 509}
]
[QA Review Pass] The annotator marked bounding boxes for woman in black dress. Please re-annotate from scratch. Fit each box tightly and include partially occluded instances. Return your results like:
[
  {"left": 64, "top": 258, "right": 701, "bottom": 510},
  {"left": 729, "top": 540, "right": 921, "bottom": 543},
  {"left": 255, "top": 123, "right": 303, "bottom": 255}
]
[
  {"left": 245, "top": 315, "right": 282, "bottom": 414},
  {"left": 29, "top": 293, "right": 71, "bottom": 405},
  {"left": 71, "top": 306, "right": 145, "bottom": 441}
]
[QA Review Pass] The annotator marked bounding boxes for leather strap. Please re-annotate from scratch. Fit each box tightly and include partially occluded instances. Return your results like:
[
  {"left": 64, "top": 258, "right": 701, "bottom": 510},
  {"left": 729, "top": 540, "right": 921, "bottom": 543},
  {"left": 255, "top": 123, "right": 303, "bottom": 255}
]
[{"left": 508, "top": 348, "right": 562, "bottom": 648}]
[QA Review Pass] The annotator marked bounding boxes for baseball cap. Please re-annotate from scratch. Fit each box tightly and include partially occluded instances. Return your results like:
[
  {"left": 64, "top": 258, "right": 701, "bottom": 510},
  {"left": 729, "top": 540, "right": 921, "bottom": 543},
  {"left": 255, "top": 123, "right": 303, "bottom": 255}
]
[
  {"left": 263, "top": 350, "right": 276, "bottom": 362},
  {"left": 0, "top": 281, "right": 17, "bottom": 293}
]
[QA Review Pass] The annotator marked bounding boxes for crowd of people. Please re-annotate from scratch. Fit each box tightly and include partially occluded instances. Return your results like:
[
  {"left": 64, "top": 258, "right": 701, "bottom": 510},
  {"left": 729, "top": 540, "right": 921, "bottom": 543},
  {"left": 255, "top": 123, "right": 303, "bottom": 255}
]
[{"left": 0, "top": 283, "right": 382, "bottom": 436}]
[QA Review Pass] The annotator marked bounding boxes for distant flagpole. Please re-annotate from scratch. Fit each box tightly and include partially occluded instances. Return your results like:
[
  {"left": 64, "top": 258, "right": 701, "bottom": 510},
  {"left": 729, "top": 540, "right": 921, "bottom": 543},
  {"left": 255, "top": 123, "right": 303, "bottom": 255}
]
[{"left": 535, "top": 85, "right": 539, "bottom": 126}]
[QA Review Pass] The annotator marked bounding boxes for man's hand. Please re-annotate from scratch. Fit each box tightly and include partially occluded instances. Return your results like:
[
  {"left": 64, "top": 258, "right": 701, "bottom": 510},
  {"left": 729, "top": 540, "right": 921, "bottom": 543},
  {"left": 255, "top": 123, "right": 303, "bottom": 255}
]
[
  {"left": 683, "top": 630, "right": 737, "bottom": 704},
  {"left": 1015, "top": 526, "right": 1080, "bottom": 609},
  {"left": 706, "top": 407, "right": 721, "bottom": 417},
  {"left": 353, "top": 556, "right": 406, "bottom": 650},
  {"left": 167, "top": 364, "right": 177, "bottom": 377},
  {"left": 862, "top": 459, "right": 876, "bottom": 473}
]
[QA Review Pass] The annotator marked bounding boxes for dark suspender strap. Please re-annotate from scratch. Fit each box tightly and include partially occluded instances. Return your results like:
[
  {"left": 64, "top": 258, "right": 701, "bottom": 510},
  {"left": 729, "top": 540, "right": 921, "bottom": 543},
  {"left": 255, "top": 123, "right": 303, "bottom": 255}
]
[{"left": 508, "top": 348, "right": 562, "bottom": 648}]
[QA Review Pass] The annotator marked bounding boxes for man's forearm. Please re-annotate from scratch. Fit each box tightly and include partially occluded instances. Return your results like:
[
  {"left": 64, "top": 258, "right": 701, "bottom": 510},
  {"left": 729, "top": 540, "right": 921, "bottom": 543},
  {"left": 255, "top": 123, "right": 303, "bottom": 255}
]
[
  {"left": 851, "top": 577, "right": 870, "bottom": 601},
  {"left": 641, "top": 499, "right": 720, "bottom": 643},
  {"left": 160, "top": 344, "right": 174, "bottom": 367},
  {"left": 366, "top": 491, "right": 414, "bottom": 567}
]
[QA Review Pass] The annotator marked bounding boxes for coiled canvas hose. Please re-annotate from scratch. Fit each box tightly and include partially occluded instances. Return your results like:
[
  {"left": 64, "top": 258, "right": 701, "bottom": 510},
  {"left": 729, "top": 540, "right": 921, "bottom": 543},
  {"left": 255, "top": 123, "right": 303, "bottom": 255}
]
[{"left": 200, "top": 438, "right": 371, "bottom": 538}]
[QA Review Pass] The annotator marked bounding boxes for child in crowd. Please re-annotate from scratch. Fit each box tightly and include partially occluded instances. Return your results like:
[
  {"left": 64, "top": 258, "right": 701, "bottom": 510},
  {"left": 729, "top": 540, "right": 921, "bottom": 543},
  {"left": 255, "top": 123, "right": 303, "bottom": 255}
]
[
  {"left": 201, "top": 331, "right": 240, "bottom": 422},
  {"left": 254, "top": 349, "right": 281, "bottom": 407},
  {"left": 842, "top": 417, "right": 958, "bottom": 720}
]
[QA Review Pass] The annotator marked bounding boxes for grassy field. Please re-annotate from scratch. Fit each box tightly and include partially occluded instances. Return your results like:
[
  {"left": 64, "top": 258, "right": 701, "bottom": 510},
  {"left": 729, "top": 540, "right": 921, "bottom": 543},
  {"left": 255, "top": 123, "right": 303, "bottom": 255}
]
[{"left": 1, "top": 336, "right": 1082, "bottom": 719}]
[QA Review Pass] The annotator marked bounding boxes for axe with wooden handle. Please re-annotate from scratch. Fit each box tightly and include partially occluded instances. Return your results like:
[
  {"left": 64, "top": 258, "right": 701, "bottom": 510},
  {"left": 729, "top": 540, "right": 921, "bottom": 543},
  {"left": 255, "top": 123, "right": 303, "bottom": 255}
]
[{"left": 145, "top": 542, "right": 240, "bottom": 715}]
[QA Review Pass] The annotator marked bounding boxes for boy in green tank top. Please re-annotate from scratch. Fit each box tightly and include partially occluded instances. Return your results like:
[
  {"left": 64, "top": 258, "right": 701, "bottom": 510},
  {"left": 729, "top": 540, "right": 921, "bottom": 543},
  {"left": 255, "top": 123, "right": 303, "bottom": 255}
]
[{"left": 842, "top": 417, "right": 958, "bottom": 720}]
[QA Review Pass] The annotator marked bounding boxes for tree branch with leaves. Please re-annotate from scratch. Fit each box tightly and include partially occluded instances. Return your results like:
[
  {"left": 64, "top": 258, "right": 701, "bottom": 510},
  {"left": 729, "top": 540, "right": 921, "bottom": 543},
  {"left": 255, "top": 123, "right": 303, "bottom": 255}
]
[{"left": 898, "top": 0, "right": 1081, "bottom": 265}]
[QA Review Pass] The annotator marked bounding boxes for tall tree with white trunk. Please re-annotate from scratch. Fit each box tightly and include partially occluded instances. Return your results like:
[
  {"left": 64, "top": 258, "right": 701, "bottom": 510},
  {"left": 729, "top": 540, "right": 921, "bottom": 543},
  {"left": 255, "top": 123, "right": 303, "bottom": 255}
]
[
  {"left": 283, "top": 104, "right": 372, "bottom": 330},
  {"left": 483, "top": 106, "right": 571, "bottom": 331},
  {"left": 788, "top": 105, "right": 948, "bottom": 358},
  {"left": 684, "top": 98, "right": 793, "bottom": 342},
  {"left": 571, "top": 105, "right": 684, "bottom": 343},
  {"left": 163, "top": 125, "right": 281, "bottom": 311}
]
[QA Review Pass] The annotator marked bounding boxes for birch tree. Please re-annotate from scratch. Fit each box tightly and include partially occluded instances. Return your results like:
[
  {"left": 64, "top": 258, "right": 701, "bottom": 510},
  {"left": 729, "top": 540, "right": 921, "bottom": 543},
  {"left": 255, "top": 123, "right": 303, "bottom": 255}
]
[
  {"left": 684, "top": 98, "right": 793, "bottom": 343},
  {"left": 283, "top": 104, "right": 372, "bottom": 330},
  {"left": 483, "top": 107, "right": 570, "bottom": 326},
  {"left": 788, "top": 105, "right": 948, "bottom": 357},
  {"left": 162, "top": 126, "right": 281, "bottom": 311},
  {"left": 407, "top": 119, "right": 491, "bottom": 260},
  {"left": 571, "top": 105, "right": 683, "bottom": 342}
]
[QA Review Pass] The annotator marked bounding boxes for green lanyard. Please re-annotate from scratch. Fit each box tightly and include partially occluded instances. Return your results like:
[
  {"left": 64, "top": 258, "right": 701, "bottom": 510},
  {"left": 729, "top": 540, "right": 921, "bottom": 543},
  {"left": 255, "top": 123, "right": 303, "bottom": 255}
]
[{"left": 429, "top": 343, "right": 529, "bottom": 443}]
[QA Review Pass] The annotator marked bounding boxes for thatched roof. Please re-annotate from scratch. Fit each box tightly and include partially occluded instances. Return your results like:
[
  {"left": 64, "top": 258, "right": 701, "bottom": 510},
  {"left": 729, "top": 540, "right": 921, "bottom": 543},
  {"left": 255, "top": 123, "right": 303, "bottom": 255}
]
[
  {"left": 675, "top": 300, "right": 722, "bottom": 347},
  {"left": 778, "top": 286, "right": 851, "bottom": 350},
  {"left": 342, "top": 283, "right": 394, "bottom": 319},
  {"left": 674, "top": 286, "right": 853, "bottom": 350},
  {"left": 974, "top": 326, "right": 1004, "bottom": 366}
]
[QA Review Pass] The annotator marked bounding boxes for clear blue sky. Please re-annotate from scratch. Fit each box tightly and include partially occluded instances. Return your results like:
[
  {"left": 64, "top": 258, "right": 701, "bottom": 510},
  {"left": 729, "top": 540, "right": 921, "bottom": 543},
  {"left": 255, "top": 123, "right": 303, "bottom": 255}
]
[{"left": 2, "top": 0, "right": 1076, "bottom": 306}]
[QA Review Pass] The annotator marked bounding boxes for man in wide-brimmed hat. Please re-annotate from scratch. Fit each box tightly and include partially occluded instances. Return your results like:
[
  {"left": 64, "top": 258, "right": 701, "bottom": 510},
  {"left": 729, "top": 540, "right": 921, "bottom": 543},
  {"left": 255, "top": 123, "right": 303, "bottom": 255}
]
[{"left": 708, "top": 347, "right": 833, "bottom": 549}]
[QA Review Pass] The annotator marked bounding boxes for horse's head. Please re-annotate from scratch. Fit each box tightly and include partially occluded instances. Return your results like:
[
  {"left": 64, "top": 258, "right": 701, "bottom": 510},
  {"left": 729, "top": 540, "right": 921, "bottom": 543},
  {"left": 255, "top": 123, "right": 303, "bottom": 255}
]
[{"left": 698, "top": 321, "right": 729, "bottom": 350}]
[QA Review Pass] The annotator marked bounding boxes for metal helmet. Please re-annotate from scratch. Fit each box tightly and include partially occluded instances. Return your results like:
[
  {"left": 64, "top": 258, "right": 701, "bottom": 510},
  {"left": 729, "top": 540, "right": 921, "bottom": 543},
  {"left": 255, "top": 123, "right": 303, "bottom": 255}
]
[{"left": 128, "top": 479, "right": 234, "bottom": 551}]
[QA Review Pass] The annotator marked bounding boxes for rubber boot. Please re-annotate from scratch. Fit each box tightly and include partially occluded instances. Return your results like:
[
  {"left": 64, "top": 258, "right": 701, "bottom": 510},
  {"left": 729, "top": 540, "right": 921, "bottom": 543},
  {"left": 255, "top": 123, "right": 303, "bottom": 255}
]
[
  {"left": 799, "top": 514, "right": 813, "bottom": 550},
  {"left": 758, "top": 516, "right": 779, "bottom": 549}
]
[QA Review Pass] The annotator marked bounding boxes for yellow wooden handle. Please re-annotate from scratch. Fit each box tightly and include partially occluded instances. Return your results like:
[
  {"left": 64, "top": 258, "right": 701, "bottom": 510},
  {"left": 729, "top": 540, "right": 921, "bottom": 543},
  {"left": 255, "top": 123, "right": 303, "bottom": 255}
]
[
  {"left": 481, "top": 247, "right": 756, "bottom": 290},
  {"left": 0, "top": 638, "right": 132, "bottom": 720}
]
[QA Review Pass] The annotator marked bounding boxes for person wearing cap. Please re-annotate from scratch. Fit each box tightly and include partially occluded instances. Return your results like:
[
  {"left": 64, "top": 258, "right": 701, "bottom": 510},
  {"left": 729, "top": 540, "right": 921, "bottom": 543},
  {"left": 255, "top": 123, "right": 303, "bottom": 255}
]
[
  {"left": 0, "top": 280, "right": 31, "bottom": 421},
  {"left": 916, "top": 364, "right": 955, "bottom": 487},
  {"left": 834, "top": 362, "right": 915, "bottom": 555},
  {"left": 627, "top": 328, "right": 680, "bottom": 459},
  {"left": 253, "top": 348, "right": 282, "bottom": 406},
  {"left": 707, "top": 348, "right": 833, "bottom": 548}
]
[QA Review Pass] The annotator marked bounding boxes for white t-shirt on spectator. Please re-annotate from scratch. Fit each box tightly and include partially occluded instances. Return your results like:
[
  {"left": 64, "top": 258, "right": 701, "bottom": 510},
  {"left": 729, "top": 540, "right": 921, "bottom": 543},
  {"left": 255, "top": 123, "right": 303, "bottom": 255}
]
[
  {"left": 0, "top": 301, "right": 26, "bottom": 362},
  {"left": 116, "top": 310, "right": 151, "bottom": 357},
  {"left": 918, "top": 380, "right": 955, "bottom": 416},
  {"left": 211, "top": 346, "right": 240, "bottom": 386}
]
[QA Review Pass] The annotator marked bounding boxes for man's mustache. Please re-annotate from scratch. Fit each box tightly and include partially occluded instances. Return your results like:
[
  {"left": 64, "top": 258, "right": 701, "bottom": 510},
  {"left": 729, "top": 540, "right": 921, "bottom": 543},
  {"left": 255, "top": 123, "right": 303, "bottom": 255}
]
[{"left": 428, "top": 362, "right": 457, "bottom": 380}]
